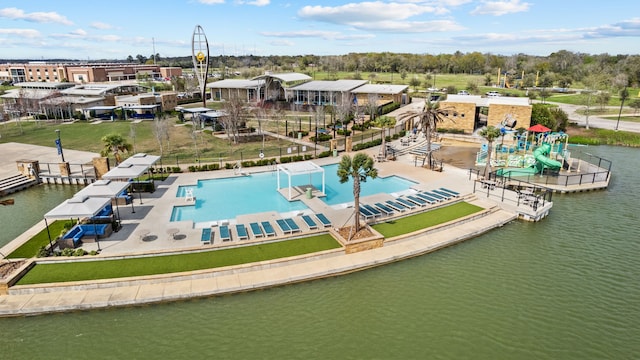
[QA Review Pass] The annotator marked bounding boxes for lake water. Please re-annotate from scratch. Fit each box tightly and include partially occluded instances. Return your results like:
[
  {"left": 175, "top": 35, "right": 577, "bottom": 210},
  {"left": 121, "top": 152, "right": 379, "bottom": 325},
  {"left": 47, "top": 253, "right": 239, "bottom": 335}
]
[{"left": 1, "top": 146, "right": 639, "bottom": 359}]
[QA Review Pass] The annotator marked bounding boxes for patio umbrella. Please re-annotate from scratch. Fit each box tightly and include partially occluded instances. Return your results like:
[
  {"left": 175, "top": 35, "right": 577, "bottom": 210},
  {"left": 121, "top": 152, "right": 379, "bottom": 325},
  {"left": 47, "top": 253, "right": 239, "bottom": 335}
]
[{"left": 528, "top": 124, "right": 551, "bottom": 133}]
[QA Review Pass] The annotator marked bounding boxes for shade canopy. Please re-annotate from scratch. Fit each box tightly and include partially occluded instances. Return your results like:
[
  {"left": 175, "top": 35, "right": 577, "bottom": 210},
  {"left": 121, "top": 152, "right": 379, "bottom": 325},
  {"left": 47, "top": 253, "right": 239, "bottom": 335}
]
[
  {"left": 102, "top": 162, "right": 149, "bottom": 180},
  {"left": 276, "top": 161, "right": 325, "bottom": 200},
  {"left": 45, "top": 195, "right": 112, "bottom": 219},
  {"left": 74, "top": 179, "right": 130, "bottom": 198},
  {"left": 528, "top": 124, "right": 551, "bottom": 133},
  {"left": 120, "top": 153, "right": 160, "bottom": 167}
]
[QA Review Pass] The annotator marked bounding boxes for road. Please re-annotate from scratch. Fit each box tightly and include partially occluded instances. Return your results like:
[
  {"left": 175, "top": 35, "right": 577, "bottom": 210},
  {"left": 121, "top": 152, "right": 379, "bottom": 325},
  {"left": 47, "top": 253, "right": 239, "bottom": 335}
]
[{"left": 545, "top": 101, "right": 640, "bottom": 133}]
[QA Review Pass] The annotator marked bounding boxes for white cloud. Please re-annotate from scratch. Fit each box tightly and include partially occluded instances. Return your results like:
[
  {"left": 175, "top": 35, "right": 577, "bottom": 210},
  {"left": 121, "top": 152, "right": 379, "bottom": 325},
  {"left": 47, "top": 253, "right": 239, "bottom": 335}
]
[
  {"left": 0, "top": 28, "right": 41, "bottom": 38},
  {"left": 261, "top": 30, "right": 375, "bottom": 41},
  {"left": 269, "top": 39, "right": 295, "bottom": 47},
  {"left": 197, "top": 0, "right": 225, "bottom": 4},
  {"left": 470, "top": 0, "right": 530, "bottom": 16},
  {"left": 91, "top": 22, "right": 113, "bottom": 30},
  {"left": 235, "top": 0, "right": 270, "bottom": 5},
  {"left": 298, "top": 2, "right": 442, "bottom": 23},
  {"left": 584, "top": 18, "right": 640, "bottom": 38},
  {"left": 0, "top": 7, "right": 73, "bottom": 25}
]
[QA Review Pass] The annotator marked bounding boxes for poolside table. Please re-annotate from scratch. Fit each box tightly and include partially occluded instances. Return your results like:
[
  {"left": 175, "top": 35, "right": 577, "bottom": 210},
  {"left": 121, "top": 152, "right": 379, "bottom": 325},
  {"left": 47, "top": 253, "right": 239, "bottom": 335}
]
[
  {"left": 167, "top": 228, "right": 179, "bottom": 240},
  {"left": 137, "top": 229, "right": 150, "bottom": 242}
]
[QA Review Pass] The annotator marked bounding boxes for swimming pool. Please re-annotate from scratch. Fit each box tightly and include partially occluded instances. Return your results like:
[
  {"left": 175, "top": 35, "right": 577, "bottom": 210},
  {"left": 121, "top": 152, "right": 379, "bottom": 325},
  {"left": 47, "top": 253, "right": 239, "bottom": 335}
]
[{"left": 170, "top": 164, "right": 416, "bottom": 224}]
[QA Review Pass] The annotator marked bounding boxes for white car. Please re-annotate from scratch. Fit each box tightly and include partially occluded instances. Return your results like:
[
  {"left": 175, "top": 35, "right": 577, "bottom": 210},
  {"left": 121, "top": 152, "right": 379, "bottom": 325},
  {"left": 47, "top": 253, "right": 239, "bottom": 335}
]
[
  {"left": 457, "top": 90, "right": 469, "bottom": 95},
  {"left": 486, "top": 91, "right": 502, "bottom": 97}
]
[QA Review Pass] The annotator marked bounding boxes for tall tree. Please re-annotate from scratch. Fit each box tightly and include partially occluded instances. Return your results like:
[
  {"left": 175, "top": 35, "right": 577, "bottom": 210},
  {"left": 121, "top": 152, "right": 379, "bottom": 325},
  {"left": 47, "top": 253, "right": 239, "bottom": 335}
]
[
  {"left": 373, "top": 116, "right": 396, "bottom": 159},
  {"left": 100, "top": 133, "right": 132, "bottom": 165},
  {"left": 478, "top": 126, "right": 501, "bottom": 178},
  {"left": 337, "top": 153, "right": 378, "bottom": 234},
  {"left": 397, "top": 99, "right": 453, "bottom": 168}
]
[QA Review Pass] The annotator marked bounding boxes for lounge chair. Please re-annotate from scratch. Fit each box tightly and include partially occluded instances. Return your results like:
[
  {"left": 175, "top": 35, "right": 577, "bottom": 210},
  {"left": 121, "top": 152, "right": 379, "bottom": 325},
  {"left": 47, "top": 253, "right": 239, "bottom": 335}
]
[
  {"left": 439, "top": 187, "right": 460, "bottom": 197},
  {"left": 374, "top": 202, "right": 395, "bottom": 215},
  {"left": 284, "top": 218, "right": 301, "bottom": 233},
  {"left": 218, "top": 225, "right": 231, "bottom": 241},
  {"left": 362, "top": 204, "right": 383, "bottom": 217},
  {"left": 301, "top": 215, "right": 318, "bottom": 230},
  {"left": 249, "top": 222, "right": 264, "bottom": 238},
  {"left": 415, "top": 192, "right": 437, "bottom": 204},
  {"left": 276, "top": 219, "right": 292, "bottom": 234},
  {"left": 432, "top": 189, "right": 455, "bottom": 199},
  {"left": 395, "top": 197, "right": 417, "bottom": 210},
  {"left": 385, "top": 200, "right": 406, "bottom": 212},
  {"left": 315, "top": 213, "right": 332, "bottom": 227},
  {"left": 235, "top": 224, "right": 249, "bottom": 240},
  {"left": 405, "top": 195, "right": 428, "bottom": 207},
  {"left": 261, "top": 221, "right": 276, "bottom": 236},
  {"left": 201, "top": 227, "right": 212, "bottom": 245},
  {"left": 421, "top": 191, "right": 446, "bottom": 201},
  {"left": 359, "top": 206, "right": 376, "bottom": 220}
]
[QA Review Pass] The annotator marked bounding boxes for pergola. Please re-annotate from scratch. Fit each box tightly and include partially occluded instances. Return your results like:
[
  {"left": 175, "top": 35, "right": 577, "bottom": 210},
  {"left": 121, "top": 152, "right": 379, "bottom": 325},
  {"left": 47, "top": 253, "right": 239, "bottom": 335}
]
[
  {"left": 102, "top": 160, "right": 154, "bottom": 206},
  {"left": 276, "top": 161, "right": 325, "bottom": 200},
  {"left": 44, "top": 195, "right": 112, "bottom": 251},
  {"left": 74, "top": 179, "right": 131, "bottom": 225}
]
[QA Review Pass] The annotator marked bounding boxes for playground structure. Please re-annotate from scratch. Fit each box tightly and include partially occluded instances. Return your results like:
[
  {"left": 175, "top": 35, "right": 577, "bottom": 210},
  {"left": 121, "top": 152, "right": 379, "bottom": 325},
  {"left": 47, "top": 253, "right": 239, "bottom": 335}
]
[{"left": 476, "top": 127, "right": 570, "bottom": 177}]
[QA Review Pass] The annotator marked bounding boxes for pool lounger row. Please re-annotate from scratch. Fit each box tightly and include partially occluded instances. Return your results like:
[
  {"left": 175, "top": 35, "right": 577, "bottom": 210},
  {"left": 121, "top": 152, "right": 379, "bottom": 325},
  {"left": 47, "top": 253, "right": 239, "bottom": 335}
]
[{"left": 276, "top": 218, "right": 301, "bottom": 234}]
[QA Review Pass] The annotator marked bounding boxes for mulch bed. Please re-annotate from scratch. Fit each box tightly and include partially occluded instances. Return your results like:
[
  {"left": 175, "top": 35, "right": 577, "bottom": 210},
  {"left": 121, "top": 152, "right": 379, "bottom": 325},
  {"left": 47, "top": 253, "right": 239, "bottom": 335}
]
[{"left": 0, "top": 261, "right": 25, "bottom": 280}]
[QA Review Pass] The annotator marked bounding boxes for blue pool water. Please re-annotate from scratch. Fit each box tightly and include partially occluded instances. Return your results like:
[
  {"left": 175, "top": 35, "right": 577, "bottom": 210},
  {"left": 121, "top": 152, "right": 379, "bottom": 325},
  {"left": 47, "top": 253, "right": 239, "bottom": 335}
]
[{"left": 171, "top": 164, "right": 416, "bottom": 223}]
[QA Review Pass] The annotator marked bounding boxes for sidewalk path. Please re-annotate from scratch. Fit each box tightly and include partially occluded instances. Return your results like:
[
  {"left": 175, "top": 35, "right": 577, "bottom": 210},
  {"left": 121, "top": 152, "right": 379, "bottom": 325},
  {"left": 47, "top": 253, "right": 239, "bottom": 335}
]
[{"left": 0, "top": 205, "right": 515, "bottom": 317}]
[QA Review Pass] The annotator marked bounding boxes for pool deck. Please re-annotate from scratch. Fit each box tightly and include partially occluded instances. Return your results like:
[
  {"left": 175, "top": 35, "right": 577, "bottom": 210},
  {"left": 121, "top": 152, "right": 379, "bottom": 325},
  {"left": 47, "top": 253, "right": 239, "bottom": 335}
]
[{"left": 0, "top": 142, "right": 564, "bottom": 317}]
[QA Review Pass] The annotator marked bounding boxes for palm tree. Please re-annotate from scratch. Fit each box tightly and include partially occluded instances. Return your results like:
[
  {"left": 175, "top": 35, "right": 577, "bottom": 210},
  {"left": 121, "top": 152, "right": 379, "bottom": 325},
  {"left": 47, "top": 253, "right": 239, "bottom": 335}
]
[
  {"left": 397, "top": 99, "right": 454, "bottom": 168},
  {"left": 100, "top": 133, "right": 133, "bottom": 165},
  {"left": 478, "top": 126, "right": 501, "bottom": 178},
  {"left": 373, "top": 116, "right": 396, "bottom": 159},
  {"left": 337, "top": 153, "right": 378, "bottom": 234}
]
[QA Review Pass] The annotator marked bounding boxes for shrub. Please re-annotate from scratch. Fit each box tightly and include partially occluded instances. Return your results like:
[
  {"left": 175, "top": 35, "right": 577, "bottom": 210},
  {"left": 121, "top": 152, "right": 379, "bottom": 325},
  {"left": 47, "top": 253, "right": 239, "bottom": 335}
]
[
  {"left": 318, "top": 150, "right": 332, "bottom": 158},
  {"left": 74, "top": 249, "right": 87, "bottom": 257},
  {"left": 36, "top": 246, "right": 49, "bottom": 258},
  {"left": 337, "top": 129, "right": 352, "bottom": 136},
  {"left": 280, "top": 156, "right": 292, "bottom": 163}
]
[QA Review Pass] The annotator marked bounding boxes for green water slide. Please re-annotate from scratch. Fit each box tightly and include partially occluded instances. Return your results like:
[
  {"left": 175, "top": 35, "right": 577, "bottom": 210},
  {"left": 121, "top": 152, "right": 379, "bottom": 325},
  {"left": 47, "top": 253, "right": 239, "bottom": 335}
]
[{"left": 533, "top": 143, "right": 562, "bottom": 172}]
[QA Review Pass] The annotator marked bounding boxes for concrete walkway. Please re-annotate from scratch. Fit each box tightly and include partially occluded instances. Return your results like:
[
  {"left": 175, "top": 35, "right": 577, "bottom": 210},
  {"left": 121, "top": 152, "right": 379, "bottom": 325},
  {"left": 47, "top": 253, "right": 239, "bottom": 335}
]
[{"left": 0, "top": 204, "right": 515, "bottom": 317}]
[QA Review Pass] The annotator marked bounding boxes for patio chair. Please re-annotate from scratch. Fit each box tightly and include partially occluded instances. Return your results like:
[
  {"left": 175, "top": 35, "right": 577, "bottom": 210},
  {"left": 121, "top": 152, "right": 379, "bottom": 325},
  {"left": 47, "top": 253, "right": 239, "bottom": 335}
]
[
  {"left": 301, "top": 215, "right": 318, "bottom": 230},
  {"left": 362, "top": 204, "right": 383, "bottom": 217},
  {"left": 374, "top": 202, "right": 395, "bottom": 216},
  {"left": 359, "top": 206, "right": 376, "bottom": 220},
  {"left": 415, "top": 192, "right": 437, "bottom": 204},
  {"left": 405, "top": 195, "right": 428, "bottom": 207},
  {"left": 395, "top": 197, "right": 417, "bottom": 210},
  {"left": 276, "top": 219, "right": 292, "bottom": 234},
  {"left": 218, "top": 225, "right": 231, "bottom": 241},
  {"left": 235, "top": 224, "right": 249, "bottom": 240},
  {"left": 421, "top": 191, "right": 446, "bottom": 201},
  {"left": 431, "top": 189, "right": 454, "bottom": 200},
  {"left": 201, "top": 227, "right": 212, "bottom": 245},
  {"left": 249, "top": 222, "right": 264, "bottom": 238},
  {"left": 260, "top": 221, "right": 276, "bottom": 237},
  {"left": 439, "top": 187, "right": 460, "bottom": 197},
  {"left": 315, "top": 213, "right": 332, "bottom": 227},
  {"left": 284, "top": 218, "right": 301, "bottom": 233},
  {"left": 384, "top": 200, "right": 406, "bottom": 212}
]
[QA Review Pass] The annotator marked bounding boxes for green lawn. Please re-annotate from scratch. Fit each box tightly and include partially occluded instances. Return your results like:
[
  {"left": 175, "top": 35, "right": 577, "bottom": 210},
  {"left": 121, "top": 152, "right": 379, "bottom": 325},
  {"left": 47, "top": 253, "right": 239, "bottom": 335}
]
[
  {"left": 372, "top": 202, "right": 484, "bottom": 238},
  {"left": 7, "top": 220, "right": 74, "bottom": 259},
  {"left": 16, "top": 234, "right": 341, "bottom": 285}
]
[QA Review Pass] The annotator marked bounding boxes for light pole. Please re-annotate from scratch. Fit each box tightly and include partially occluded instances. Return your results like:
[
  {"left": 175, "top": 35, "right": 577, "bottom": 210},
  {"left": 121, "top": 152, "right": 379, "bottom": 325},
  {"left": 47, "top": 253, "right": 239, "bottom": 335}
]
[{"left": 55, "top": 129, "right": 65, "bottom": 162}]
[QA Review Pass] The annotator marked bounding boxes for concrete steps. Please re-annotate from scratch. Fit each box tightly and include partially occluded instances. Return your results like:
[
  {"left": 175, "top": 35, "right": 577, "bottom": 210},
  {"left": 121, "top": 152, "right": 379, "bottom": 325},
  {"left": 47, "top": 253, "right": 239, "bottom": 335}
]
[{"left": 0, "top": 174, "right": 37, "bottom": 195}]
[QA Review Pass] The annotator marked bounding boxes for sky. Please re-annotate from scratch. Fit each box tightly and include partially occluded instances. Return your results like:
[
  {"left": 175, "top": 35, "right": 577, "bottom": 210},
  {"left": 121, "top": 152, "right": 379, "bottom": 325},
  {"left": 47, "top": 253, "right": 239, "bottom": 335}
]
[{"left": 1, "top": 0, "right": 639, "bottom": 60}]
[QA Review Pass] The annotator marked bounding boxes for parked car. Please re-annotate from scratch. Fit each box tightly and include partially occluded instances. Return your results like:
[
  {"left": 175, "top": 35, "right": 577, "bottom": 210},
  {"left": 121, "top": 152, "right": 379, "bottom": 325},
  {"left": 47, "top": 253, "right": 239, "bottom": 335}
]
[
  {"left": 486, "top": 91, "right": 502, "bottom": 97},
  {"left": 457, "top": 90, "right": 470, "bottom": 95}
]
